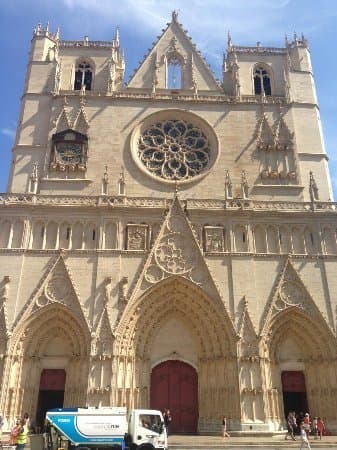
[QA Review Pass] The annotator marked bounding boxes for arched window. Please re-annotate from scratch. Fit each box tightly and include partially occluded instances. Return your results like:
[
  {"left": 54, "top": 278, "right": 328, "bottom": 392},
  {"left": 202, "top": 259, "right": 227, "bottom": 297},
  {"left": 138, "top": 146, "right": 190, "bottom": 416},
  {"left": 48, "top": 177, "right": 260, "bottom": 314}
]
[
  {"left": 253, "top": 65, "right": 272, "bottom": 96},
  {"left": 166, "top": 54, "right": 182, "bottom": 89},
  {"left": 74, "top": 61, "right": 93, "bottom": 91}
]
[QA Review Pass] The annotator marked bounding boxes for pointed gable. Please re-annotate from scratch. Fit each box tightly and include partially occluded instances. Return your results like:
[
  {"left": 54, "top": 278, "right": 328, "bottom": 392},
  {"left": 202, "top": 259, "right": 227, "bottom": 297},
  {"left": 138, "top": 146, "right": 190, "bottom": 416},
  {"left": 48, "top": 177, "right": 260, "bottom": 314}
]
[
  {"left": 128, "top": 195, "right": 231, "bottom": 314},
  {"left": 73, "top": 106, "right": 89, "bottom": 134},
  {"left": 238, "top": 297, "right": 259, "bottom": 357},
  {"left": 13, "top": 254, "right": 89, "bottom": 329},
  {"left": 127, "top": 12, "right": 220, "bottom": 92},
  {"left": 94, "top": 308, "right": 114, "bottom": 356},
  {"left": 56, "top": 107, "right": 71, "bottom": 133},
  {"left": 260, "top": 257, "right": 332, "bottom": 335},
  {"left": 256, "top": 113, "right": 274, "bottom": 151},
  {"left": 274, "top": 115, "right": 294, "bottom": 151}
]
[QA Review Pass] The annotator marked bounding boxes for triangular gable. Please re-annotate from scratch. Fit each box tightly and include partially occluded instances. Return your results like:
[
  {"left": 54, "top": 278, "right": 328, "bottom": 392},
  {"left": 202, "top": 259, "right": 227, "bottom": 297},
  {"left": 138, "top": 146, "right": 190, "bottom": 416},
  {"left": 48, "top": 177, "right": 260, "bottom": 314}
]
[
  {"left": 73, "top": 106, "right": 89, "bottom": 134},
  {"left": 127, "top": 12, "right": 220, "bottom": 91},
  {"left": 260, "top": 257, "right": 332, "bottom": 335},
  {"left": 12, "top": 254, "right": 89, "bottom": 331},
  {"left": 93, "top": 307, "right": 114, "bottom": 356},
  {"left": 256, "top": 113, "right": 274, "bottom": 150},
  {"left": 127, "top": 195, "right": 231, "bottom": 314},
  {"left": 56, "top": 107, "right": 71, "bottom": 132},
  {"left": 273, "top": 116, "right": 294, "bottom": 151},
  {"left": 238, "top": 297, "right": 259, "bottom": 356}
]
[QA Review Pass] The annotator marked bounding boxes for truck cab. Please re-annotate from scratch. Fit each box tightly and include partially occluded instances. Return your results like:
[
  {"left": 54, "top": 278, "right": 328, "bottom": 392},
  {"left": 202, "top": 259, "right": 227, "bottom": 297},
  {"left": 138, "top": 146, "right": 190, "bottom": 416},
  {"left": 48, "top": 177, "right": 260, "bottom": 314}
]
[{"left": 127, "top": 409, "right": 167, "bottom": 450}]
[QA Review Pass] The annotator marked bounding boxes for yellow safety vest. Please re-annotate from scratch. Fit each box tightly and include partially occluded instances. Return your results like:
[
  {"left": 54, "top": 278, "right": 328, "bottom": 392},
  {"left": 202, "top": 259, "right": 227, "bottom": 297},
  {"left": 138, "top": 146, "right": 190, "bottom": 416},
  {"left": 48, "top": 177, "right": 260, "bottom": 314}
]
[{"left": 16, "top": 425, "right": 29, "bottom": 445}]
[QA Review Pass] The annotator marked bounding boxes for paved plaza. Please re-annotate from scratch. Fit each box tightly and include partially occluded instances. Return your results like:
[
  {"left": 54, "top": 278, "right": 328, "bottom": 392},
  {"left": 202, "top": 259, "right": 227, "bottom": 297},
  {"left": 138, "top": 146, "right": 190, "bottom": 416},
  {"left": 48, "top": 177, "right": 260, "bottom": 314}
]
[{"left": 168, "top": 434, "right": 337, "bottom": 449}]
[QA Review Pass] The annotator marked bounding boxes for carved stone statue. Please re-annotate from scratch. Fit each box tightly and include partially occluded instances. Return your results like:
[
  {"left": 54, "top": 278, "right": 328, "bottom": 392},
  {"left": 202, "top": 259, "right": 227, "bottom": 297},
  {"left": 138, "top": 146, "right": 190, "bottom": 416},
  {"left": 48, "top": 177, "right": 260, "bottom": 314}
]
[
  {"left": 1, "top": 276, "right": 10, "bottom": 302},
  {"left": 119, "top": 277, "right": 128, "bottom": 303},
  {"left": 104, "top": 277, "right": 112, "bottom": 304},
  {"left": 102, "top": 165, "right": 109, "bottom": 195}
]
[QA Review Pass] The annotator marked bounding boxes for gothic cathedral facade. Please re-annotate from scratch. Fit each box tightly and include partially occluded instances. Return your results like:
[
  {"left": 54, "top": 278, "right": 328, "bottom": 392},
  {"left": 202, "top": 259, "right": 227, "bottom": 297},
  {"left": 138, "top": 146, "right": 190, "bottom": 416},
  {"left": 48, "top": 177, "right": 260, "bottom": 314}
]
[{"left": 1, "top": 12, "right": 337, "bottom": 434}]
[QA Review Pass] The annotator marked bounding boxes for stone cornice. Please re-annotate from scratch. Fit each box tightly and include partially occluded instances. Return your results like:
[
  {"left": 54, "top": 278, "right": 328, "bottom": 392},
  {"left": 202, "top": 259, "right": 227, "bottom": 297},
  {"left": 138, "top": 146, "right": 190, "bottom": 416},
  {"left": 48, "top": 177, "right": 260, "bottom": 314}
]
[
  {"left": 1, "top": 193, "right": 337, "bottom": 215},
  {"left": 55, "top": 90, "right": 288, "bottom": 105}
]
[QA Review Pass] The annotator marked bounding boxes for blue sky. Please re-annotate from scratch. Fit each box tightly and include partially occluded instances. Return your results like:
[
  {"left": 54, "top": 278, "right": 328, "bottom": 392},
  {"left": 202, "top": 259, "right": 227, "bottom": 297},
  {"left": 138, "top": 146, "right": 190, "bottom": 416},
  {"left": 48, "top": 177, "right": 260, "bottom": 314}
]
[{"left": 1, "top": 0, "right": 336, "bottom": 197}]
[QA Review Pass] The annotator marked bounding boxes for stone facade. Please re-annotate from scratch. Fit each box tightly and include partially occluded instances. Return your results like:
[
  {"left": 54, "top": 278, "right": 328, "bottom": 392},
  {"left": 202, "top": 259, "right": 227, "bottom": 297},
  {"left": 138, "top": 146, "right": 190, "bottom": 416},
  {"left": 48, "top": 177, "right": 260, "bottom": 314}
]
[{"left": 1, "top": 13, "right": 337, "bottom": 434}]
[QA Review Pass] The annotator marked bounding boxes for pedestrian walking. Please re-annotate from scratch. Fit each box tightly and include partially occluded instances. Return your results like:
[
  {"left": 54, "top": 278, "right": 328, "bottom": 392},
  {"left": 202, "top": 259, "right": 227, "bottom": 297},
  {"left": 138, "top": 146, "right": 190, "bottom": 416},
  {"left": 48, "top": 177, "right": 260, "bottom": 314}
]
[
  {"left": 222, "top": 416, "right": 230, "bottom": 438},
  {"left": 163, "top": 409, "right": 172, "bottom": 436},
  {"left": 10, "top": 420, "right": 22, "bottom": 445},
  {"left": 317, "top": 417, "right": 325, "bottom": 440},
  {"left": 15, "top": 418, "right": 29, "bottom": 450},
  {"left": 285, "top": 411, "right": 296, "bottom": 440},
  {"left": 300, "top": 423, "right": 312, "bottom": 449},
  {"left": 303, "top": 413, "right": 311, "bottom": 437}
]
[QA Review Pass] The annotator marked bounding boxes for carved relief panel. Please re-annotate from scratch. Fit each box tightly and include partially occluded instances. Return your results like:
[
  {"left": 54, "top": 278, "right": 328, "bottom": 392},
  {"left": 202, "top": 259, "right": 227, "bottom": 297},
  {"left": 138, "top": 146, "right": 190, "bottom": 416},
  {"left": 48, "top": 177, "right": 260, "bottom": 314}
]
[
  {"left": 203, "top": 226, "right": 225, "bottom": 252},
  {"left": 126, "top": 224, "right": 148, "bottom": 250}
]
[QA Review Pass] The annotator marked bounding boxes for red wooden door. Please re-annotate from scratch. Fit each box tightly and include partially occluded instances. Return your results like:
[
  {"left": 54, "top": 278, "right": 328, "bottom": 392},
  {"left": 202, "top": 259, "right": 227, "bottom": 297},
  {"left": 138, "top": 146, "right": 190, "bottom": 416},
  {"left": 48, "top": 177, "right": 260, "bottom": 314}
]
[{"left": 150, "top": 360, "right": 198, "bottom": 434}]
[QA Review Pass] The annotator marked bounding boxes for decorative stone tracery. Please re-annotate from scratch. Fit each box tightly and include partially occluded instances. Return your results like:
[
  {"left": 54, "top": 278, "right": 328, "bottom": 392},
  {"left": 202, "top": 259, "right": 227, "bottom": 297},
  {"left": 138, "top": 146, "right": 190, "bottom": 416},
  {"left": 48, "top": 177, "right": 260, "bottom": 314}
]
[{"left": 138, "top": 119, "right": 211, "bottom": 181}]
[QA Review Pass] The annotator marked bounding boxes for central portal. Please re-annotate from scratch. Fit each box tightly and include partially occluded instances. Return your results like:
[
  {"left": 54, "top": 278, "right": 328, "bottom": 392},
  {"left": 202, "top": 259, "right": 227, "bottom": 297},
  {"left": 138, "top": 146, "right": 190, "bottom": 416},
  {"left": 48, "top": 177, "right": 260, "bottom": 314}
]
[{"left": 150, "top": 360, "right": 198, "bottom": 434}]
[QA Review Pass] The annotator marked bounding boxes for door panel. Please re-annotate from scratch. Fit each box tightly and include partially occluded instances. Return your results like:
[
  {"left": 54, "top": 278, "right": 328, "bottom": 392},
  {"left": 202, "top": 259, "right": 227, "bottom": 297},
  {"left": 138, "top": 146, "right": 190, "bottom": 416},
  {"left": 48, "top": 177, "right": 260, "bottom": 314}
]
[{"left": 150, "top": 360, "right": 198, "bottom": 433}]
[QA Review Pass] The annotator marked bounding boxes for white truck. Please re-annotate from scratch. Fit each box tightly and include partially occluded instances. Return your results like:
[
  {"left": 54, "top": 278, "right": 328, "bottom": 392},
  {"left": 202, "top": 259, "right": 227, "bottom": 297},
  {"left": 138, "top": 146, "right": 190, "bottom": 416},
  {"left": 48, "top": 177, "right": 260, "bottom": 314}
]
[{"left": 46, "top": 407, "right": 167, "bottom": 450}]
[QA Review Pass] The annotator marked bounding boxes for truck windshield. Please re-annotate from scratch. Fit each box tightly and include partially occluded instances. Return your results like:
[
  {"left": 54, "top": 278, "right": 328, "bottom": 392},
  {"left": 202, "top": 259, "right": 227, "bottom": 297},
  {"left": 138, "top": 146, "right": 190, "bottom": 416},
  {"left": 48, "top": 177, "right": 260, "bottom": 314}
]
[{"left": 139, "top": 414, "right": 162, "bottom": 432}]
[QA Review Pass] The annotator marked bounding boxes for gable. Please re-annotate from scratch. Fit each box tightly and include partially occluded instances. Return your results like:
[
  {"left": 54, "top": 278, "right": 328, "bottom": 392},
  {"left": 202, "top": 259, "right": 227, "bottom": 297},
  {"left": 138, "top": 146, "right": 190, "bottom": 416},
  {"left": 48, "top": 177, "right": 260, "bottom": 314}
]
[
  {"left": 12, "top": 255, "right": 89, "bottom": 330},
  {"left": 260, "top": 257, "right": 333, "bottom": 335},
  {"left": 127, "top": 13, "right": 220, "bottom": 92}
]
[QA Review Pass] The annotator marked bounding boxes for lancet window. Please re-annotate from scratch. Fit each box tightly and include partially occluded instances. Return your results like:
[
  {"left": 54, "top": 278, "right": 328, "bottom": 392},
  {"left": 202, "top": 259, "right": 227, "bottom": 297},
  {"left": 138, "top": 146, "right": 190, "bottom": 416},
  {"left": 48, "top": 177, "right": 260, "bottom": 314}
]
[
  {"left": 253, "top": 65, "right": 272, "bottom": 96},
  {"left": 166, "top": 54, "right": 182, "bottom": 89},
  {"left": 74, "top": 61, "right": 93, "bottom": 91}
]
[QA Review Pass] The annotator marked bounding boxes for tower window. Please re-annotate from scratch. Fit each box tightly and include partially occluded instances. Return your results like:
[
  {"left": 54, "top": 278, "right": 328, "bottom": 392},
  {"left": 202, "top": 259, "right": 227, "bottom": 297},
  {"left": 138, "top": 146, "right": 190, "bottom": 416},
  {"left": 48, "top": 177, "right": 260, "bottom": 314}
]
[
  {"left": 254, "top": 66, "right": 272, "bottom": 95},
  {"left": 66, "top": 227, "right": 71, "bottom": 240},
  {"left": 74, "top": 61, "right": 92, "bottom": 91},
  {"left": 167, "top": 55, "right": 182, "bottom": 89}
]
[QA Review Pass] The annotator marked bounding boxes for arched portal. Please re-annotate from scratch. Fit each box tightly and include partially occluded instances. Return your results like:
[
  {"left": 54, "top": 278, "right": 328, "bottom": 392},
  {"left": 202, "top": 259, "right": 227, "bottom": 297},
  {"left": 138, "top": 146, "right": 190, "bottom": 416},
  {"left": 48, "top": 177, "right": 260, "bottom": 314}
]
[
  {"left": 266, "top": 308, "right": 337, "bottom": 426},
  {"left": 114, "top": 276, "right": 239, "bottom": 433},
  {"left": 1, "top": 303, "right": 90, "bottom": 425},
  {"left": 151, "top": 360, "right": 198, "bottom": 433}
]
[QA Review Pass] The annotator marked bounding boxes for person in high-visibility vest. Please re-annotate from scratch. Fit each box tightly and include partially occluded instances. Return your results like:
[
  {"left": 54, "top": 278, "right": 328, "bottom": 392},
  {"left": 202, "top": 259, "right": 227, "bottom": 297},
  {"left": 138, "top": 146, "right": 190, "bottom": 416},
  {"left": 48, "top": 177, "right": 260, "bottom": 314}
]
[{"left": 15, "top": 419, "right": 29, "bottom": 450}]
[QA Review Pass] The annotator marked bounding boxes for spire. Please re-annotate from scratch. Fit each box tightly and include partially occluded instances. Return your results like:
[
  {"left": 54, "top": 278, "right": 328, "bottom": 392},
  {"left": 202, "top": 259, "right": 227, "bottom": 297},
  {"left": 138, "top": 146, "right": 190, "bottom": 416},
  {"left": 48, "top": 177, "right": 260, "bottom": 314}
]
[
  {"left": 227, "top": 31, "right": 233, "bottom": 50},
  {"left": 114, "top": 27, "right": 120, "bottom": 49}
]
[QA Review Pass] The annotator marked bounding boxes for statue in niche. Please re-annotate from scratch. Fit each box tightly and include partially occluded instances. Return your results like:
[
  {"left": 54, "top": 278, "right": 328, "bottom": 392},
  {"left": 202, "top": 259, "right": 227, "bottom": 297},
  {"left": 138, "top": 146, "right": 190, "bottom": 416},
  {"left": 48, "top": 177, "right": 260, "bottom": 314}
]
[
  {"left": 204, "top": 228, "right": 224, "bottom": 252},
  {"left": 1, "top": 276, "right": 10, "bottom": 302},
  {"left": 91, "top": 334, "right": 97, "bottom": 355},
  {"left": 127, "top": 226, "right": 147, "bottom": 250},
  {"left": 119, "top": 277, "right": 128, "bottom": 303},
  {"left": 241, "top": 170, "right": 249, "bottom": 199},
  {"left": 104, "top": 277, "right": 112, "bottom": 304}
]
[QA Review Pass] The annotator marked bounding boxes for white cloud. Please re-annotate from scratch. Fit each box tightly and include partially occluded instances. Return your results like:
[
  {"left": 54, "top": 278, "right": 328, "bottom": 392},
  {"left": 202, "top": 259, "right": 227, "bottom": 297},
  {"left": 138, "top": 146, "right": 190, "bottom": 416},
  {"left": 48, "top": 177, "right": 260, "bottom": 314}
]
[{"left": 1, "top": 127, "right": 15, "bottom": 139}]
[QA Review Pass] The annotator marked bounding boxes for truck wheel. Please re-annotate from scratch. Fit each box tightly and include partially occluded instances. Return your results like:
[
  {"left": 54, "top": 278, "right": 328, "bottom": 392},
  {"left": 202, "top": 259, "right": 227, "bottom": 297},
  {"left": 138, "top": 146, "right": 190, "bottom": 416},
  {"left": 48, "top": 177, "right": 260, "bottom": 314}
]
[{"left": 139, "top": 445, "right": 154, "bottom": 450}]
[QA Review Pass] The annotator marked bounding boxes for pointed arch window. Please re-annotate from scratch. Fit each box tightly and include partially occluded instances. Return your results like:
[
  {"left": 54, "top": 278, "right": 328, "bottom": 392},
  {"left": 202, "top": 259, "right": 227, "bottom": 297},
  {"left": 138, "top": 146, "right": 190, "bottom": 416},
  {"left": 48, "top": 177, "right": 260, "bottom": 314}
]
[
  {"left": 74, "top": 61, "right": 93, "bottom": 91},
  {"left": 166, "top": 54, "right": 182, "bottom": 89},
  {"left": 254, "top": 65, "right": 272, "bottom": 96}
]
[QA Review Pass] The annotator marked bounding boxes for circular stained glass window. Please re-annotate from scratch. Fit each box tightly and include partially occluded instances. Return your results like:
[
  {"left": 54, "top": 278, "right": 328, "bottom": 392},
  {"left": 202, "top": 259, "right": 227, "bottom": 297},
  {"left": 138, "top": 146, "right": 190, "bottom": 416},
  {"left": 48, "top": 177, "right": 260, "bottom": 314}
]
[{"left": 137, "top": 119, "right": 212, "bottom": 181}]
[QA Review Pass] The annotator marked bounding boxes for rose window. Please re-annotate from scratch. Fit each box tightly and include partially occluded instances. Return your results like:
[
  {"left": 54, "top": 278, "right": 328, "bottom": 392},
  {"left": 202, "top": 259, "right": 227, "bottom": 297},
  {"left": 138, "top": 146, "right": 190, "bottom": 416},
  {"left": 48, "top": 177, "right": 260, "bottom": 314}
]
[{"left": 137, "top": 120, "right": 211, "bottom": 181}]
